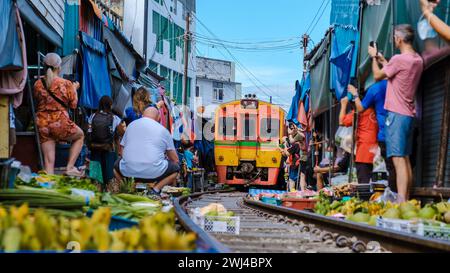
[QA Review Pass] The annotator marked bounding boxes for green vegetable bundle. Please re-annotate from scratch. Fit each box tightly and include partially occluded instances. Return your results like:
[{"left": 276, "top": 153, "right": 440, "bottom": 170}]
[{"left": 0, "top": 189, "right": 87, "bottom": 210}]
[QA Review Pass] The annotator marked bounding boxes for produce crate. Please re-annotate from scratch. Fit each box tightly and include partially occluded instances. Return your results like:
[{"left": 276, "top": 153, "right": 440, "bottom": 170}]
[
  {"left": 261, "top": 196, "right": 282, "bottom": 206},
  {"left": 86, "top": 210, "right": 138, "bottom": 231},
  {"left": 248, "top": 189, "right": 286, "bottom": 197},
  {"left": 281, "top": 198, "right": 317, "bottom": 211},
  {"left": 0, "top": 158, "right": 14, "bottom": 189},
  {"left": 193, "top": 215, "right": 240, "bottom": 235},
  {"left": 376, "top": 217, "right": 421, "bottom": 235},
  {"left": 422, "top": 225, "right": 450, "bottom": 242}
]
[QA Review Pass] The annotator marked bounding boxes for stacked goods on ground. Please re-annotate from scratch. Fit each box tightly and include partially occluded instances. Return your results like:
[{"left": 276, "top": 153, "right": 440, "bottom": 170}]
[
  {"left": 314, "top": 193, "right": 450, "bottom": 227},
  {"left": 0, "top": 205, "right": 196, "bottom": 252},
  {"left": 99, "top": 193, "right": 162, "bottom": 222},
  {"left": 16, "top": 173, "right": 99, "bottom": 194},
  {"left": 199, "top": 203, "right": 235, "bottom": 217}
]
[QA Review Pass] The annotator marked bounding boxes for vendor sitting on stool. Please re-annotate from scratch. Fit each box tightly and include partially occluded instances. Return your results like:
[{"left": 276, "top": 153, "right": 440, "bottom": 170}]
[
  {"left": 114, "top": 106, "right": 180, "bottom": 195},
  {"left": 314, "top": 143, "right": 351, "bottom": 189}
]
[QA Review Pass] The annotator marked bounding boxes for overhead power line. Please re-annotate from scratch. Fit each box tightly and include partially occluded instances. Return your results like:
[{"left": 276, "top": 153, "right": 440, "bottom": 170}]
[{"left": 192, "top": 13, "right": 291, "bottom": 105}]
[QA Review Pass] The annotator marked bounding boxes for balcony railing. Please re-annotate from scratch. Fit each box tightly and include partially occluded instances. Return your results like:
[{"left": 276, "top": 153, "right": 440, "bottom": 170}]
[{"left": 94, "top": 0, "right": 124, "bottom": 31}]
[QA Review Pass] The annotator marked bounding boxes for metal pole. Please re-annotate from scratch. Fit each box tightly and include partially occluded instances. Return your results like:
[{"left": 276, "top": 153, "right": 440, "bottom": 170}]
[
  {"left": 182, "top": 12, "right": 191, "bottom": 107},
  {"left": 296, "top": 34, "right": 309, "bottom": 191},
  {"left": 348, "top": 0, "right": 365, "bottom": 184}
]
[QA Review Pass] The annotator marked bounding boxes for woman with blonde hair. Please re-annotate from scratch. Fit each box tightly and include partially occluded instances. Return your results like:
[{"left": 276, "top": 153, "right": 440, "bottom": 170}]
[
  {"left": 34, "top": 53, "right": 85, "bottom": 176},
  {"left": 124, "top": 87, "right": 152, "bottom": 125}
]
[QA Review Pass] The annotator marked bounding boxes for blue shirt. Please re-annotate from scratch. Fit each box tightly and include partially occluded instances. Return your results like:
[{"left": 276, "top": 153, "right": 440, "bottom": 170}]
[
  {"left": 361, "top": 80, "right": 388, "bottom": 142},
  {"left": 184, "top": 150, "right": 194, "bottom": 169},
  {"left": 124, "top": 107, "right": 142, "bottom": 125}
]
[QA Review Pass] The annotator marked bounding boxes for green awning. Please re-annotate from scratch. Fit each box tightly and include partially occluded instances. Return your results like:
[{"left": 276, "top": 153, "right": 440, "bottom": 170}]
[{"left": 309, "top": 31, "right": 332, "bottom": 117}]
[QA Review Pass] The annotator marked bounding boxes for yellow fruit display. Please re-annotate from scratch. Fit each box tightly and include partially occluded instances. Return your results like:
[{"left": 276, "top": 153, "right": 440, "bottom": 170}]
[{"left": 0, "top": 204, "right": 196, "bottom": 252}]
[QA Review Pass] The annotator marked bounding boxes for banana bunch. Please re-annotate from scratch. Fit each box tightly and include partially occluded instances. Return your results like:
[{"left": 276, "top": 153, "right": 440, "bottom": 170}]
[
  {"left": 0, "top": 205, "right": 196, "bottom": 252},
  {"left": 367, "top": 202, "right": 384, "bottom": 216}
]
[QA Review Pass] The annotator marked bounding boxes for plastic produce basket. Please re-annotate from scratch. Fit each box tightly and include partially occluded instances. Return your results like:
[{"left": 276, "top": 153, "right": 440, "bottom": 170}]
[
  {"left": 193, "top": 215, "right": 240, "bottom": 235},
  {"left": 376, "top": 217, "right": 421, "bottom": 235},
  {"left": 0, "top": 158, "right": 14, "bottom": 189},
  {"left": 261, "top": 196, "right": 282, "bottom": 206},
  {"left": 281, "top": 198, "right": 317, "bottom": 211},
  {"left": 86, "top": 210, "right": 138, "bottom": 231},
  {"left": 422, "top": 225, "right": 450, "bottom": 242}
]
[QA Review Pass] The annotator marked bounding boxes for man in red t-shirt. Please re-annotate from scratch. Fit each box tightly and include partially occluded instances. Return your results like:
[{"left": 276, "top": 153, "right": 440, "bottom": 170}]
[{"left": 339, "top": 97, "right": 378, "bottom": 184}]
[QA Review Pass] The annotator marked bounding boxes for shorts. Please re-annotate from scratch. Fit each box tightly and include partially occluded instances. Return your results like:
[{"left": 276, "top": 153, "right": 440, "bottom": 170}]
[
  {"left": 114, "top": 158, "right": 180, "bottom": 183},
  {"left": 9, "top": 128, "right": 16, "bottom": 146},
  {"left": 385, "top": 111, "right": 414, "bottom": 158},
  {"left": 36, "top": 111, "right": 78, "bottom": 144},
  {"left": 289, "top": 168, "right": 298, "bottom": 182}
]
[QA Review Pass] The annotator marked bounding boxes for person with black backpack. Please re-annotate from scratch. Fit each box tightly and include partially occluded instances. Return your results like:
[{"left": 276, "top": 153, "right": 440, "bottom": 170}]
[{"left": 88, "top": 96, "right": 124, "bottom": 189}]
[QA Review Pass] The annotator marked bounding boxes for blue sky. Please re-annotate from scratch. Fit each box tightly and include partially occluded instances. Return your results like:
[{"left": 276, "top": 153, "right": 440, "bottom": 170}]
[{"left": 195, "top": 0, "right": 332, "bottom": 108}]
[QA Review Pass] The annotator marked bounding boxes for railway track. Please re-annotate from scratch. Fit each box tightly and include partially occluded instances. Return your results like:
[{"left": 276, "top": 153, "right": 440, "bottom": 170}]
[{"left": 174, "top": 191, "right": 450, "bottom": 253}]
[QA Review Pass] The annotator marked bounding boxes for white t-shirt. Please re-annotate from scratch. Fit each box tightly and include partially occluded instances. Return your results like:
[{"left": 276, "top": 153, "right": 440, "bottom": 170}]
[{"left": 119, "top": 117, "right": 175, "bottom": 179}]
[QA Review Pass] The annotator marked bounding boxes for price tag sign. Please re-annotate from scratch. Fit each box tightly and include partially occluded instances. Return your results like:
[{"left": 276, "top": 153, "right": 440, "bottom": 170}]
[{"left": 212, "top": 221, "right": 227, "bottom": 232}]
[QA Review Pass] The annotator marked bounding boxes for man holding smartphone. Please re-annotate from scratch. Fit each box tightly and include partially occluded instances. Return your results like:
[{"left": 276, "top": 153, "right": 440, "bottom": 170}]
[{"left": 369, "top": 24, "right": 423, "bottom": 202}]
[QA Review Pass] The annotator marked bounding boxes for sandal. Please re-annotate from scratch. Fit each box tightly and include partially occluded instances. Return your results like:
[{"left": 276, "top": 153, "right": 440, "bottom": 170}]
[{"left": 65, "top": 168, "right": 85, "bottom": 178}]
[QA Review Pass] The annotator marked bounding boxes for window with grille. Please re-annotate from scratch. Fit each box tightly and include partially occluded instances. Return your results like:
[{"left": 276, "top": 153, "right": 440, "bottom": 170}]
[{"left": 213, "top": 82, "right": 224, "bottom": 102}]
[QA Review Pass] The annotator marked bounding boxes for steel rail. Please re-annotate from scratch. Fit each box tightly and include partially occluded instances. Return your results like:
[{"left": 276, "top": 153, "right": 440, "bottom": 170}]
[
  {"left": 244, "top": 198, "right": 450, "bottom": 253},
  {"left": 175, "top": 190, "right": 450, "bottom": 253},
  {"left": 173, "top": 190, "right": 233, "bottom": 253}
]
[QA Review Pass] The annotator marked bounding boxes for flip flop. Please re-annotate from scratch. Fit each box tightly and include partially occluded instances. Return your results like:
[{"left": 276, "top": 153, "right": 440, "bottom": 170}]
[{"left": 65, "top": 168, "right": 85, "bottom": 178}]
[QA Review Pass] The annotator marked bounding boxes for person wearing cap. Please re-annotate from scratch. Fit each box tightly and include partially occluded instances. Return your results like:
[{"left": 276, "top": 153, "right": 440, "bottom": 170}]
[{"left": 34, "top": 53, "right": 84, "bottom": 176}]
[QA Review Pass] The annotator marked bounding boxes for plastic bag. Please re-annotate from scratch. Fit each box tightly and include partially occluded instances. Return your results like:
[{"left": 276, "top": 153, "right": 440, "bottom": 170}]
[
  {"left": 372, "top": 146, "right": 387, "bottom": 173},
  {"left": 375, "top": 187, "right": 398, "bottom": 203},
  {"left": 335, "top": 126, "right": 353, "bottom": 152},
  {"left": 17, "top": 165, "right": 32, "bottom": 183}
]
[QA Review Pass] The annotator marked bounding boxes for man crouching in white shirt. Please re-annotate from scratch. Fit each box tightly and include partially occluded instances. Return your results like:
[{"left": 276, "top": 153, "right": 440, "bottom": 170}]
[{"left": 114, "top": 105, "right": 180, "bottom": 195}]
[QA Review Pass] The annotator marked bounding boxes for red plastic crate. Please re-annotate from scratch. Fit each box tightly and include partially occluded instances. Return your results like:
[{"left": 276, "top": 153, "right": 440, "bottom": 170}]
[{"left": 281, "top": 198, "right": 317, "bottom": 211}]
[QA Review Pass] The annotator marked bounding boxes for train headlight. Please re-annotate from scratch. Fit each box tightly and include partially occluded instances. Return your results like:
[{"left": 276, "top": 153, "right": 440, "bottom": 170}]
[
  {"left": 219, "top": 156, "right": 224, "bottom": 162},
  {"left": 272, "top": 157, "right": 277, "bottom": 163}
]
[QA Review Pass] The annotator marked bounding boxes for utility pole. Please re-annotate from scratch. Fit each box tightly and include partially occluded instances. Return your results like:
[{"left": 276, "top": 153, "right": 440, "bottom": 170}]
[
  {"left": 301, "top": 34, "right": 309, "bottom": 76},
  {"left": 182, "top": 12, "right": 191, "bottom": 107}
]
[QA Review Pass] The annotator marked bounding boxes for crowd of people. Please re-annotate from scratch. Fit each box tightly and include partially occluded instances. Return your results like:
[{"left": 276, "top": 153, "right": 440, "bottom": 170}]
[
  {"left": 24, "top": 0, "right": 449, "bottom": 200},
  {"left": 282, "top": 0, "right": 450, "bottom": 202}
]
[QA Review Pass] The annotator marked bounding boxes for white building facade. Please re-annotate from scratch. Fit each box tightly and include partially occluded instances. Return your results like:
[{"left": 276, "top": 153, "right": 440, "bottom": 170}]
[
  {"left": 195, "top": 56, "right": 242, "bottom": 119},
  {"left": 123, "top": 0, "right": 196, "bottom": 107}
]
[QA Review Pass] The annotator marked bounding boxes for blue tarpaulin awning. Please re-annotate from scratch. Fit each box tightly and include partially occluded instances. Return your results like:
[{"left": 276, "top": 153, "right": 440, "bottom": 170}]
[
  {"left": 0, "top": 0, "right": 23, "bottom": 70},
  {"left": 287, "top": 80, "right": 302, "bottom": 126},
  {"left": 79, "top": 32, "right": 112, "bottom": 109},
  {"left": 330, "top": 38, "right": 355, "bottom": 100}
]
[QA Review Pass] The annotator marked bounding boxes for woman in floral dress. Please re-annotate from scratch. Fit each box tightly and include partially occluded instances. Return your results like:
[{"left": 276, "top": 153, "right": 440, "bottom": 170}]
[{"left": 34, "top": 53, "right": 84, "bottom": 176}]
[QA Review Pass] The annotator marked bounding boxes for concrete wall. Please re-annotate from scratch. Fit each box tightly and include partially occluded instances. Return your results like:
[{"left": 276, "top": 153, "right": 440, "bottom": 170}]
[
  {"left": 196, "top": 57, "right": 234, "bottom": 82},
  {"left": 29, "top": 0, "right": 65, "bottom": 38},
  {"left": 196, "top": 78, "right": 242, "bottom": 119}
]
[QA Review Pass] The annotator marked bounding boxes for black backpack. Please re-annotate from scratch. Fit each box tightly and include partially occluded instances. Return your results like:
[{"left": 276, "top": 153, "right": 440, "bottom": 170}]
[{"left": 91, "top": 112, "right": 114, "bottom": 146}]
